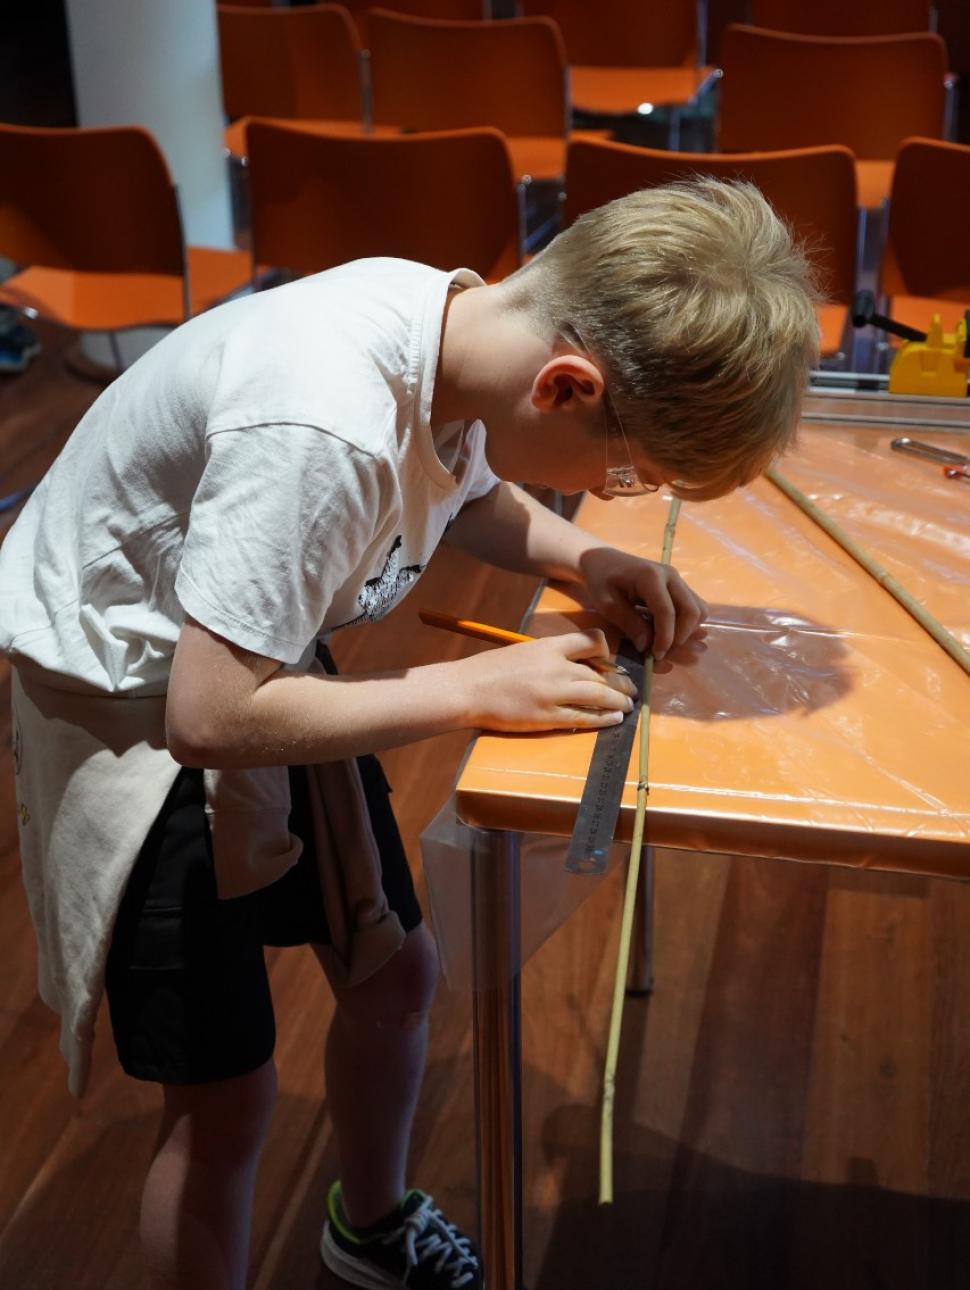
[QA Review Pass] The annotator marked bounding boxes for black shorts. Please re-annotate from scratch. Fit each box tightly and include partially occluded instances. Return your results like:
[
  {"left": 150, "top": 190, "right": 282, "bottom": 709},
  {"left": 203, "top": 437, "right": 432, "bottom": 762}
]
[{"left": 104, "top": 753, "right": 422, "bottom": 1086}]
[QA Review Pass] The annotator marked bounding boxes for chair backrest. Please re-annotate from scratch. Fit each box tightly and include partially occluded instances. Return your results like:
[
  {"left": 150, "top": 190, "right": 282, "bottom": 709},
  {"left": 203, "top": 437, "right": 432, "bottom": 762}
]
[
  {"left": 217, "top": 4, "right": 363, "bottom": 123},
  {"left": 519, "top": 0, "right": 697, "bottom": 68},
  {"left": 750, "top": 0, "right": 932, "bottom": 37},
  {"left": 564, "top": 138, "right": 858, "bottom": 304},
  {"left": 246, "top": 122, "right": 521, "bottom": 281},
  {"left": 0, "top": 123, "right": 184, "bottom": 276},
  {"left": 883, "top": 137, "right": 970, "bottom": 299},
  {"left": 719, "top": 25, "right": 947, "bottom": 160},
  {"left": 366, "top": 9, "right": 567, "bottom": 137},
  {"left": 342, "top": 0, "right": 485, "bottom": 43}
]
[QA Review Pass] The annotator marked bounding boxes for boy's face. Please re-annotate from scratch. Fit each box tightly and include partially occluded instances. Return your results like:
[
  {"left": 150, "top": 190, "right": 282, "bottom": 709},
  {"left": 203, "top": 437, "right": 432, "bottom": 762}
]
[
  {"left": 493, "top": 353, "right": 670, "bottom": 498},
  {"left": 490, "top": 406, "right": 669, "bottom": 499}
]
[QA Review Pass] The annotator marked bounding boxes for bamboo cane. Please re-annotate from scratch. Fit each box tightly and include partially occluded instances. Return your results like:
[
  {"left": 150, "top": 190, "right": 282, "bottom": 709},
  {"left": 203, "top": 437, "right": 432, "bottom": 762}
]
[
  {"left": 766, "top": 468, "right": 970, "bottom": 679},
  {"left": 599, "top": 496, "right": 681, "bottom": 1204}
]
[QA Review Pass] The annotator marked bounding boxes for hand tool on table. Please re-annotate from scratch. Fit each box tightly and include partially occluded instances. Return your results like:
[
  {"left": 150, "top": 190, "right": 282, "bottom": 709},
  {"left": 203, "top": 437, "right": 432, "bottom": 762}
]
[
  {"left": 890, "top": 437, "right": 970, "bottom": 485},
  {"left": 891, "top": 436, "right": 970, "bottom": 466},
  {"left": 417, "top": 608, "right": 630, "bottom": 676},
  {"left": 568, "top": 501, "right": 681, "bottom": 882},
  {"left": 565, "top": 636, "right": 645, "bottom": 876}
]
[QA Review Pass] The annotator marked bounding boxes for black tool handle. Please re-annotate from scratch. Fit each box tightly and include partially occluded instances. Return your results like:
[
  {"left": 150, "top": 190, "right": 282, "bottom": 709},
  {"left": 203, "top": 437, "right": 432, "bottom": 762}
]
[{"left": 851, "top": 289, "right": 928, "bottom": 343}]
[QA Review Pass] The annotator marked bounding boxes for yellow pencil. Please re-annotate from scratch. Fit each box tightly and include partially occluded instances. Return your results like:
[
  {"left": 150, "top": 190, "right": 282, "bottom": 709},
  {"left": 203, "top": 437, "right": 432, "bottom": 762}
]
[{"left": 418, "top": 609, "right": 630, "bottom": 676}]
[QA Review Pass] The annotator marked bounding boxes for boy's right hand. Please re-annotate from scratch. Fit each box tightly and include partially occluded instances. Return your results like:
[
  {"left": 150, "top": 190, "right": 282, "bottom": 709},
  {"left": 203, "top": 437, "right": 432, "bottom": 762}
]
[{"left": 453, "top": 631, "right": 637, "bottom": 733}]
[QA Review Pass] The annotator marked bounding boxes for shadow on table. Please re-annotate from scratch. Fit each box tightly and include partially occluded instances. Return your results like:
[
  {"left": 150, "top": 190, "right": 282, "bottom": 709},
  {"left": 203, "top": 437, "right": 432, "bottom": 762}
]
[{"left": 653, "top": 603, "right": 854, "bottom": 723}]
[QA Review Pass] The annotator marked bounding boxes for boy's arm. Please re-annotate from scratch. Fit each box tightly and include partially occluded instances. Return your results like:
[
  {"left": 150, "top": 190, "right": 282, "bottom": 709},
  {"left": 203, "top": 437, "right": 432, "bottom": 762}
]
[
  {"left": 165, "top": 614, "right": 635, "bottom": 770},
  {"left": 445, "top": 481, "right": 608, "bottom": 585},
  {"left": 444, "top": 482, "right": 707, "bottom": 657}
]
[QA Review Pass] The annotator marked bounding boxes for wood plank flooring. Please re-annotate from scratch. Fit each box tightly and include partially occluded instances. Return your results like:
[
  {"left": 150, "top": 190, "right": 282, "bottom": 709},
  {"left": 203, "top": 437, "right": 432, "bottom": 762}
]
[{"left": 2, "top": 324, "right": 970, "bottom": 1289}]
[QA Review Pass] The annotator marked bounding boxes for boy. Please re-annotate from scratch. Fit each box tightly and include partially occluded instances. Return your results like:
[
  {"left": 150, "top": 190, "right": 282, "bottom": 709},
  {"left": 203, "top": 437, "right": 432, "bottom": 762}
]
[{"left": 0, "top": 179, "right": 818, "bottom": 1290}]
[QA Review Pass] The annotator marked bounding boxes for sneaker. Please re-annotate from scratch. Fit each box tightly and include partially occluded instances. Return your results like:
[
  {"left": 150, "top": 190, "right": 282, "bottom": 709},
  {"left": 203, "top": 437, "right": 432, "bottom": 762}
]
[{"left": 321, "top": 1181, "right": 482, "bottom": 1290}]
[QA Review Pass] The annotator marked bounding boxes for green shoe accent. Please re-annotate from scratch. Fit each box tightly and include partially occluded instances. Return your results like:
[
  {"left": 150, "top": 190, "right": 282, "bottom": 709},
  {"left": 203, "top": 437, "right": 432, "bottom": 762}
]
[
  {"left": 327, "top": 1181, "right": 361, "bottom": 1245},
  {"left": 321, "top": 1183, "right": 482, "bottom": 1289}
]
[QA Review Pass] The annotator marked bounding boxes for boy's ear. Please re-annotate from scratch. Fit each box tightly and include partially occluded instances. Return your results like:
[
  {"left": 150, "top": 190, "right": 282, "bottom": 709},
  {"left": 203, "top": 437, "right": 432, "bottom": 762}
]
[{"left": 531, "top": 354, "right": 605, "bottom": 414}]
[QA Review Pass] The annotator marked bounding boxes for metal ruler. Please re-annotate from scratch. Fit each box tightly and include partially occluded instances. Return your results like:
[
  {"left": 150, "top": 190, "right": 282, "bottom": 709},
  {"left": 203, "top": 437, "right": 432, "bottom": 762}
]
[{"left": 565, "top": 637, "right": 645, "bottom": 876}]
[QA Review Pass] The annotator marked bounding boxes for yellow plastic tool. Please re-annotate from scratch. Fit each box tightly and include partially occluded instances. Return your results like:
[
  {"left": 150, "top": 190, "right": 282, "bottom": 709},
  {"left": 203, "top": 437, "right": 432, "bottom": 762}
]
[
  {"left": 851, "top": 291, "right": 970, "bottom": 399},
  {"left": 889, "top": 313, "right": 970, "bottom": 398}
]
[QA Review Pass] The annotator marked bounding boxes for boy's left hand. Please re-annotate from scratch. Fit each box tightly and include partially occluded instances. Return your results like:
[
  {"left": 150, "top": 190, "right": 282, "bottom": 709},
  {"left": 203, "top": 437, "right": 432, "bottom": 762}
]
[{"left": 579, "top": 546, "right": 707, "bottom": 661}]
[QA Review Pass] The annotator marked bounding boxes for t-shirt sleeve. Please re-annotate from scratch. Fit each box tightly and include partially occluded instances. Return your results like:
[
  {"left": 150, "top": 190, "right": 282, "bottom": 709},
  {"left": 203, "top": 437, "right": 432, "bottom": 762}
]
[{"left": 176, "top": 424, "right": 387, "bottom": 662}]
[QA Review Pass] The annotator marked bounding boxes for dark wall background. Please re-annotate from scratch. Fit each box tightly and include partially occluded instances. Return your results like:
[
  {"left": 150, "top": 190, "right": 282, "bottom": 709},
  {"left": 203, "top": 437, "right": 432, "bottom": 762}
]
[{"left": 0, "top": 0, "right": 75, "bottom": 126}]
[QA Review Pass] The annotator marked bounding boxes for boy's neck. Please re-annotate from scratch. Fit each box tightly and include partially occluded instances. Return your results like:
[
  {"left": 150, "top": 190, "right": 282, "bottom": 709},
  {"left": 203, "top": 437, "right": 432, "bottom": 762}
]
[{"left": 431, "top": 283, "right": 548, "bottom": 430}]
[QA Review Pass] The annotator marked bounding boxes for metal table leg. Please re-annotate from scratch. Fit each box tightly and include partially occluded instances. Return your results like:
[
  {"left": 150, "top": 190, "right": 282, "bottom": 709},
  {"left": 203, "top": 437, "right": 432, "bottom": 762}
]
[{"left": 470, "top": 827, "right": 524, "bottom": 1290}]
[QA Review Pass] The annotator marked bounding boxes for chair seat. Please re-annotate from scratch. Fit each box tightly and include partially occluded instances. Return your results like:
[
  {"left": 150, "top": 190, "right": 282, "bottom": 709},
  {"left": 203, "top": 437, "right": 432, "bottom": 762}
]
[
  {"left": 856, "top": 159, "right": 894, "bottom": 210},
  {"left": 188, "top": 245, "right": 254, "bottom": 312},
  {"left": 887, "top": 293, "right": 970, "bottom": 341},
  {"left": 0, "top": 245, "right": 252, "bottom": 331},
  {"left": 817, "top": 302, "right": 849, "bottom": 358},
  {"left": 570, "top": 65, "right": 716, "bottom": 116},
  {"left": 508, "top": 130, "right": 610, "bottom": 182}
]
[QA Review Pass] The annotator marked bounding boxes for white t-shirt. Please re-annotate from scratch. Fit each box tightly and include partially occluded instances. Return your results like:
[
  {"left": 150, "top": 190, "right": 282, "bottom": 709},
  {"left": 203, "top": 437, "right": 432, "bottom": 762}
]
[{"left": 0, "top": 259, "right": 500, "bottom": 693}]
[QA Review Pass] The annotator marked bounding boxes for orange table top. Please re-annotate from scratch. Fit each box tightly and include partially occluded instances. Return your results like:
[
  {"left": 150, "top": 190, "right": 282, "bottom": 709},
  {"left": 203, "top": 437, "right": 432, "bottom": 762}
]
[{"left": 456, "top": 409, "right": 970, "bottom": 880}]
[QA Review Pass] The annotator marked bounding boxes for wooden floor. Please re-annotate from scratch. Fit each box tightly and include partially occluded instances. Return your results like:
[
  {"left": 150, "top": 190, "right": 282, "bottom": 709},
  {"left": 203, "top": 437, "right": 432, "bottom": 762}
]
[{"left": 3, "top": 326, "right": 970, "bottom": 1290}]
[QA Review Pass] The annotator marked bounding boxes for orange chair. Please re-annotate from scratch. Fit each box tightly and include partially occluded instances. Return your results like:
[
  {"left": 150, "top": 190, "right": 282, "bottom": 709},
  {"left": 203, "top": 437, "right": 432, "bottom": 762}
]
[
  {"left": 519, "top": 0, "right": 717, "bottom": 120},
  {"left": 0, "top": 123, "right": 250, "bottom": 342},
  {"left": 246, "top": 122, "right": 520, "bottom": 282},
  {"left": 365, "top": 9, "right": 573, "bottom": 181},
  {"left": 881, "top": 137, "right": 970, "bottom": 339},
  {"left": 718, "top": 25, "right": 949, "bottom": 208},
  {"left": 564, "top": 137, "right": 859, "bottom": 358},
  {"left": 750, "top": 0, "right": 932, "bottom": 37},
  {"left": 217, "top": 4, "right": 368, "bottom": 159}
]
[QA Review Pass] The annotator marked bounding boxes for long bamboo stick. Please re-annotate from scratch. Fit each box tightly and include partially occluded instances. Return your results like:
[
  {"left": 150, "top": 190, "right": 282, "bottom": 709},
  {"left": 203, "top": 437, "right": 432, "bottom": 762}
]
[
  {"left": 599, "top": 496, "right": 681, "bottom": 1204},
  {"left": 765, "top": 468, "right": 970, "bottom": 679}
]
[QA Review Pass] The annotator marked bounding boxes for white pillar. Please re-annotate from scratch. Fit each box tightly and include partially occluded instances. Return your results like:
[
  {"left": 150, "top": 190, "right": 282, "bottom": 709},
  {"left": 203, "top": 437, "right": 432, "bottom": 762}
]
[{"left": 63, "top": 0, "right": 235, "bottom": 365}]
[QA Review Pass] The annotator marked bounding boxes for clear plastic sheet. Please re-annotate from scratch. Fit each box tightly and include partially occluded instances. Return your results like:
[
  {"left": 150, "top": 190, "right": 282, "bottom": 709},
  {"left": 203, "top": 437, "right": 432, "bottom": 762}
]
[
  {"left": 451, "top": 419, "right": 970, "bottom": 889},
  {"left": 780, "top": 424, "right": 970, "bottom": 648},
  {"left": 420, "top": 795, "right": 628, "bottom": 990}
]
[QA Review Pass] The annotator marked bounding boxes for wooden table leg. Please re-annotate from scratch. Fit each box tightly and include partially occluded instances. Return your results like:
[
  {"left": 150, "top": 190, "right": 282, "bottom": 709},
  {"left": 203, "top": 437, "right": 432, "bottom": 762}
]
[{"left": 470, "top": 828, "right": 524, "bottom": 1290}]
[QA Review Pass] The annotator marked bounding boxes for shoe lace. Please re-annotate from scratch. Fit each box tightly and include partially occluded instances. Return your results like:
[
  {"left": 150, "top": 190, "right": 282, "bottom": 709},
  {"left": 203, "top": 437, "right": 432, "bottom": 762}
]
[{"left": 381, "top": 1194, "right": 478, "bottom": 1289}]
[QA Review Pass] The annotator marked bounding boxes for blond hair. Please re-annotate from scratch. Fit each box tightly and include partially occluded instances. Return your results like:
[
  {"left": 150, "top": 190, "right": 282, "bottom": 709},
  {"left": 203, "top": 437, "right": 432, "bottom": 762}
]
[{"left": 510, "top": 178, "right": 820, "bottom": 499}]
